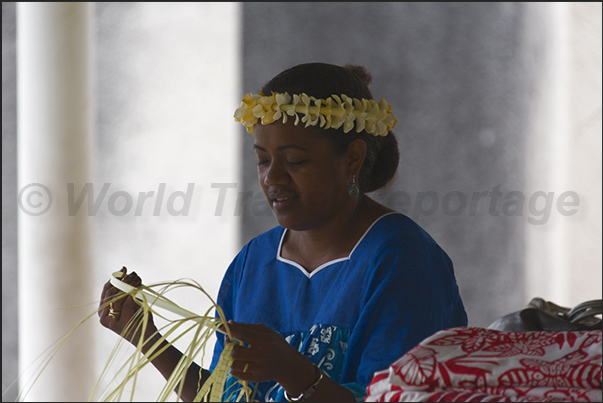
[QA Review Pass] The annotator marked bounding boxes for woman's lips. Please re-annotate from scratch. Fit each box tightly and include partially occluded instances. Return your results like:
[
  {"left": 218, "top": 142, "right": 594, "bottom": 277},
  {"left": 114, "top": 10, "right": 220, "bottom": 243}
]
[{"left": 272, "top": 195, "right": 296, "bottom": 210}]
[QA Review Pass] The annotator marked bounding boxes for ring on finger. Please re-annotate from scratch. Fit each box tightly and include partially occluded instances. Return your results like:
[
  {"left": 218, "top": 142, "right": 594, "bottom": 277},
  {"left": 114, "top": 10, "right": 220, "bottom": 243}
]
[
  {"left": 108, "top": 301, "right": 120, "bottom": 318},
  {"left": 243, "top": 363, "right": 249, "bottom": 373}
]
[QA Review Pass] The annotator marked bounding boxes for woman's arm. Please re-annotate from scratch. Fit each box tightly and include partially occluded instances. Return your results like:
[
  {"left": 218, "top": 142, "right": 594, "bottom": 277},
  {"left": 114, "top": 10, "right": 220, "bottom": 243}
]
[
  {"left": 275, "top": 349, "right": 357, "bottom": 402},
  {"left": 140, "top": 333, "right": 211, "bottom": 402},
  {"left": 99, "top": 268, "right": 210, "bottom": 402}
]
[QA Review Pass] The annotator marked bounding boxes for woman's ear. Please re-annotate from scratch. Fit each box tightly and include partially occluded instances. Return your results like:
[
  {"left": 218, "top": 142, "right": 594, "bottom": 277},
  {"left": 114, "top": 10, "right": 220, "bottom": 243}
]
[{"left": 346, "top": 138, "right": 367, "bottom": 175}]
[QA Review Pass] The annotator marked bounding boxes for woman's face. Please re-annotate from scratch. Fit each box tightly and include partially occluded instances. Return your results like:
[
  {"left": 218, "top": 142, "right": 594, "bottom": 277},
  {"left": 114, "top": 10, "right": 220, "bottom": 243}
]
[{"left": 254, "top": 121, "right": 352, "bottom": 231}]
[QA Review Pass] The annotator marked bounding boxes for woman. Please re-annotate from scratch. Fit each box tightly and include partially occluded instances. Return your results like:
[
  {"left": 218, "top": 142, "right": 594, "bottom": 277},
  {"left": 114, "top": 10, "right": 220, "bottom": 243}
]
[{"left": 99, "top": 62, "right": 468, "bottom": 402}]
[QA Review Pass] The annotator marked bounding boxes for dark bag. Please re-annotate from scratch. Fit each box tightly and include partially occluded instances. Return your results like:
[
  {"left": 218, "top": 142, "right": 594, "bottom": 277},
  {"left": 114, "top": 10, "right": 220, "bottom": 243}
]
[{"left": 487, "top": 297, "right": 602, "bottom": 332}]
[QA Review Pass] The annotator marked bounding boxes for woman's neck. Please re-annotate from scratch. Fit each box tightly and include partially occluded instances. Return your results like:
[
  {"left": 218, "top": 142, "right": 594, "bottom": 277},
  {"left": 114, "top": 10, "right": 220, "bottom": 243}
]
[{"left": 282, "top": 195, "right": 393, "bottom": 272}]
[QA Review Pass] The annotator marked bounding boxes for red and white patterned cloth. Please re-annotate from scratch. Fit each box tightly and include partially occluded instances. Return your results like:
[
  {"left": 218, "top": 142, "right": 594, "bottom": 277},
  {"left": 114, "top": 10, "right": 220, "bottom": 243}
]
[{"left": 365, "top": 327, "right": 602, "bottom": 402}]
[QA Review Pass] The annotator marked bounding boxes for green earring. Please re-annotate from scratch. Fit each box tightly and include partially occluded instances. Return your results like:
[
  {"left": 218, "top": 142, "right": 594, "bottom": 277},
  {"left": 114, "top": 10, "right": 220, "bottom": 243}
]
[{"left": 349, "top": 175, "right": 359, "bottom": 197}]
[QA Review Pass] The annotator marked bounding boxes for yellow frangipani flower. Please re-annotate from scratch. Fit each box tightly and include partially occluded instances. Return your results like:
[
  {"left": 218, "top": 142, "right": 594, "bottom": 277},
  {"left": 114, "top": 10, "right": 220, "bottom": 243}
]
[{"left": 234, "top": 92, "right": 398, "bottom": 136}]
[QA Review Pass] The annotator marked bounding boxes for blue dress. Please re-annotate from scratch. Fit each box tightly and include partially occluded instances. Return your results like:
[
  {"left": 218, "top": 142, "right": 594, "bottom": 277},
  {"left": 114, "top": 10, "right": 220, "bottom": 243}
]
[{"left": 209, "top": 212, "right": 467, "bottom": 401}]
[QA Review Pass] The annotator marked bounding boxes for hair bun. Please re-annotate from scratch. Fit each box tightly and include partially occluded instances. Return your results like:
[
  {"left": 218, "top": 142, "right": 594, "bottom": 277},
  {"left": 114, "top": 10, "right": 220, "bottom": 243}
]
[{"left": 344, "top": 64, "right": 373, "bottom": 87}]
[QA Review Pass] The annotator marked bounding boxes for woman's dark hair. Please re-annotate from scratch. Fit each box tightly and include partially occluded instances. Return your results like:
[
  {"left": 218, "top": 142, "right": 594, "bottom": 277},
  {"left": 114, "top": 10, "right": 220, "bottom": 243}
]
[{"left": 260, "top": 62, "right": 399, "bottom": 194}]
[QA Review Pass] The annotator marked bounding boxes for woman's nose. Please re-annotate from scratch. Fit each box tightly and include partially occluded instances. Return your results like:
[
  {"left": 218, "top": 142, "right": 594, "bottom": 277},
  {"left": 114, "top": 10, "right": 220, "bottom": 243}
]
[{"left": 262, "top": 161, "right": 290, "bottom": 186}]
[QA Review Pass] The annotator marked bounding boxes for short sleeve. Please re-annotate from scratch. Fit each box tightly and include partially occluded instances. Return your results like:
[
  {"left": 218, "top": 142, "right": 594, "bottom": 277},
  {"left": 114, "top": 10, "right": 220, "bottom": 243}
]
[
  {"left": 341, "top": 237, "right": 468, "bottom": 388},
  {"left": 209, "top": 241, "right": 251, "bottom": 372}
]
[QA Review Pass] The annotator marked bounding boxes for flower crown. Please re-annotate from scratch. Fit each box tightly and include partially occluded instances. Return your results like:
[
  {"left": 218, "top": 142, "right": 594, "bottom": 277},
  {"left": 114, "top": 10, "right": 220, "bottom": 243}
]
[{"left": 234, "top": 92, "right": 397, "bottom": 137}]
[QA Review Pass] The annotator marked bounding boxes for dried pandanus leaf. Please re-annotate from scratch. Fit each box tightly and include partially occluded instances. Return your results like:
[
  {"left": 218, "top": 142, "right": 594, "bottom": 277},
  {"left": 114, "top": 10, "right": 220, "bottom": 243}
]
[{"left": 6, "top": 271, "right": 256, "bottom": 402}]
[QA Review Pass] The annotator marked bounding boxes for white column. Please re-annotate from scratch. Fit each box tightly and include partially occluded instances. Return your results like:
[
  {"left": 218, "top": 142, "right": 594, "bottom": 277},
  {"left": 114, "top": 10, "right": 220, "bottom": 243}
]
[
  {"left": 17, "top": 3, "right": 95, "bottom": 401},
  {"left": 524, "top": 2, "right": 569, "bottom": 306},
  {"left": 563, "top": 2, "right": 602, "bottom": 306},
  {"left": 525, "top": 2, "right": 602, "bottom": 308},
  {"left": 91, "top": 3, "right": 242, "bottom": 399}
]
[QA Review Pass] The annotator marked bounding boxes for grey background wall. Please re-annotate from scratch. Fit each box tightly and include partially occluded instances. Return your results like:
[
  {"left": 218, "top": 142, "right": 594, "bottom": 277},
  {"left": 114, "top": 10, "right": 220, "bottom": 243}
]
[
  {"left": 238, "top": 2, "right": 602, "bottom": 328},
  {"left": 3, "top": 3, "right": 601, "bottom": 401}
]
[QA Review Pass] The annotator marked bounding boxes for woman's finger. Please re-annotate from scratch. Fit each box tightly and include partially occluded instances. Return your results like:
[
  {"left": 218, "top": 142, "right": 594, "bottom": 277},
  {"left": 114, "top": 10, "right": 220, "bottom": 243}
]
[
  {"left": 121, "top": 293, "right": 158, "bottom": 344},
  {"left": 97, "top": 267, "right": 156, "bottom": 343},
  {"left": 99, "top": 282, "right": 112, "bottom": 317},
  {"left": 102, "top": 288, "right": 130, "bottom": 323},
  {"left": 226, "top": 321, "right": 260, "bottom": 346},
  {"left": 230, "top": 343, "right": 254, "bottom": 361},
  {"left": 99, "top": 284, "right": 122, "bottom": 318},
  {"left": 117, "top": 295, "right": 139, "bottom": 337},
  {"left": 100, "top": 267, "right": 126, "bottom": 302},
  {"left": 122, "top": 271, "right": 142, "bottom": 287},
  {"left": 112, "top": 272, "right": 142, "bottom": 316},
  {"left": 121, "top": 293, "right": 142, "bottom": 319},
  {"left": 230, "top": 360, "right": 253, "bottom": 376},
  {"left": 105, "top": 269, "right": 143, "bottom": 313},
  {"left": 99, "top": 290, "right": 124, "bottom": 327}
]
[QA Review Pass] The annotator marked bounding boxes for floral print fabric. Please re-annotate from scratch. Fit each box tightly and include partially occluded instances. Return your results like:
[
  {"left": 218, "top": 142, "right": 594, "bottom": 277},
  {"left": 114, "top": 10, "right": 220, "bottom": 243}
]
[{"left": 366, "top": 327, "right": 602, "bottom": 402}]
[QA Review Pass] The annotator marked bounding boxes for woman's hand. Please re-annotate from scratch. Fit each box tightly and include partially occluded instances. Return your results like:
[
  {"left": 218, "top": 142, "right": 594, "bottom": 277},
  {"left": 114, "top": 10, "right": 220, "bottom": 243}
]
[
  {"left": 98, "top": 266, "right": 158, "bottom": 346},
  {"left": 225, "top": 321, "right": 317, "bottom": 395}
]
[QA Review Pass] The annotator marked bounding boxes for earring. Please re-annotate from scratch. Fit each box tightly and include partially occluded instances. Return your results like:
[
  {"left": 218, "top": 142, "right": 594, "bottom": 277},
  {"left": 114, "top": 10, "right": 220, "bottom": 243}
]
[{"left": 349, "top": 175, "right": 359, "bottom": 197}]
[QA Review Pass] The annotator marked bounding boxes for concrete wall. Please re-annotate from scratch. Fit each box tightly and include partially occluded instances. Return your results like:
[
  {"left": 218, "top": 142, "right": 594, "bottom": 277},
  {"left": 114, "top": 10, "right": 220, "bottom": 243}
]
[
  {"left": 564, "top": 3, "right": 602, "bottom": 305},
  {"left": 3, "top": 2, "right": 601, "bottom": 401},
  {"left": 240, "top": 2, "right": 536, "bottom": 326},
  {"left": 238, "top": 1, "right": 601, "bottom": 326}
]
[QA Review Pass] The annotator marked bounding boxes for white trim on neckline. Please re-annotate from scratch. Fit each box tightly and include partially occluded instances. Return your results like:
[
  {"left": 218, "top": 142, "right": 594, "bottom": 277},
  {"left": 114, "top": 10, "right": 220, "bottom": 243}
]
[{"left": 276, "top": 212, "right": 402, "bottom": 279}]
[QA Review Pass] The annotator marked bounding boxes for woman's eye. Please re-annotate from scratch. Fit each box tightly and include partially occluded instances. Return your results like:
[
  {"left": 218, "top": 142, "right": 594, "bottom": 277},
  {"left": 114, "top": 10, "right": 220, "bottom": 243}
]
[
  {"left": 257, "top": 159, "right": 307, "bottom": 166},
  {"left": 286, "top": 160, "right": 306, "bottom": 166}
]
